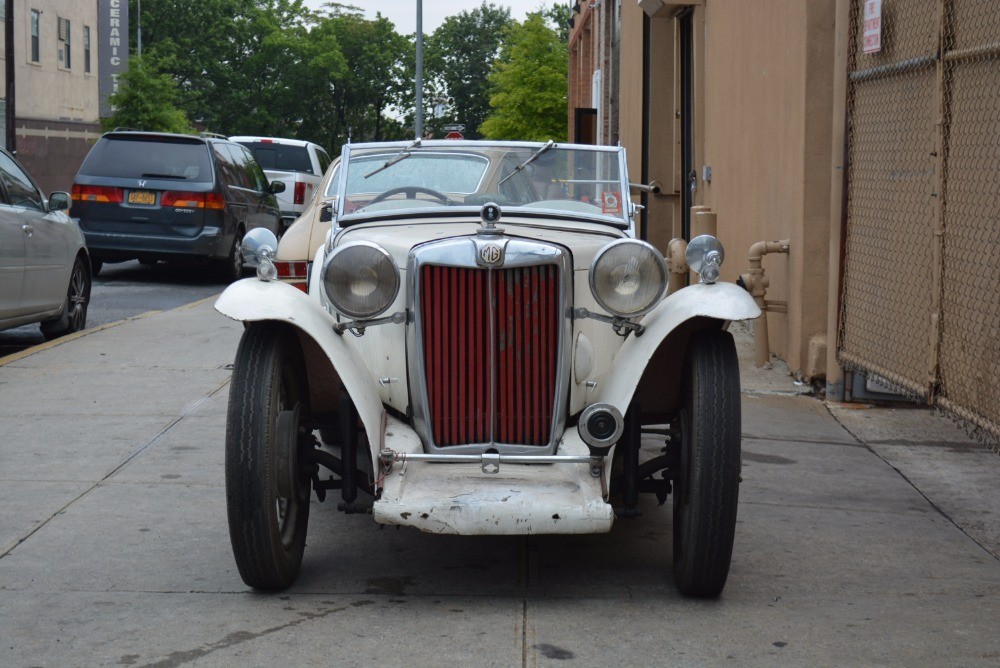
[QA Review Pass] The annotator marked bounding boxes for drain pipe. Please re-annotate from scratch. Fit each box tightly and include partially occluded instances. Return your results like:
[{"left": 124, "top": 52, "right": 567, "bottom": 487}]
[
  {"left": 740, "top": 240, "right": 790, "bottom": 368},
  {"left": 666, "top": 237, "right": 688, "bottom": 295}
]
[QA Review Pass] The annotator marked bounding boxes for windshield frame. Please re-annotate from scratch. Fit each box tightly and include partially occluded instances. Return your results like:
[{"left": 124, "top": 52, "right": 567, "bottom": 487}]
[{"left": 334, "top": 140, "right": 632, "bottom": 231}]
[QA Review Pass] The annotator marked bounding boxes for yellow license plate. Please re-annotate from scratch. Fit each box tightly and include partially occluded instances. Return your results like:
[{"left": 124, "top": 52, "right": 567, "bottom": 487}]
[{"left": 128, "top": 190, "right": 156, "bottom": 205}]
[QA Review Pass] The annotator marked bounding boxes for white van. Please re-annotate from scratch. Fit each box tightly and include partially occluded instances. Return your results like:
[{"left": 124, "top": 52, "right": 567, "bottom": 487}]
[{"left": 229, "top": 136, "right": 332, "bottom": 231}]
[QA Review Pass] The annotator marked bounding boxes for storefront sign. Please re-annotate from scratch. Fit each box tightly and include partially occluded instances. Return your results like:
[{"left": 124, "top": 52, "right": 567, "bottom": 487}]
[
  {"left": 98, "top": 0, "right": 129, "bottom": 117},
  {"left": 863, "top": 0, "right": 882, "bottom": 54}
]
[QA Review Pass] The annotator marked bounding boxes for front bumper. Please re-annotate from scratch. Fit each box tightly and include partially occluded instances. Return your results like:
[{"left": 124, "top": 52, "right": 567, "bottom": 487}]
[{"left": 373, "top": 416, "right": 614, "bottom": 535}]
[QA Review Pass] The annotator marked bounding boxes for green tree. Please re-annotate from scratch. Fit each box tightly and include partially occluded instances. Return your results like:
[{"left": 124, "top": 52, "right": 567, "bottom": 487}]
[
  {"left": 480, "top": 12, "right": 567, "bottom": 141},
  {"left": 327, "top": 12, "right": 411, "bottom": 144},
  {"left": 425, "top": 3, "right": 513, "bottom": 138},
  {"left": 101, "top": 58, "right": 194, "bottom": 133}
]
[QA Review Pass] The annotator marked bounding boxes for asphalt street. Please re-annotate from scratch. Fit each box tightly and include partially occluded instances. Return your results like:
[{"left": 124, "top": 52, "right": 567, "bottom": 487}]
[{"left": 0, "top": 297, "right": 998, "bottom": 667}]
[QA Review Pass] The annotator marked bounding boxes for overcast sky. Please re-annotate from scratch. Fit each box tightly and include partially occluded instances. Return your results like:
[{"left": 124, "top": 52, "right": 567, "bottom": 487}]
[{"left": 301, "top": 1, "right": 556, "bottom": 35}]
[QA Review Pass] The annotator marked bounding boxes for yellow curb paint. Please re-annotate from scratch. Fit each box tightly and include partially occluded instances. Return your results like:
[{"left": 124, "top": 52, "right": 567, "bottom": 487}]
[{"left": 0, "top": 292, "right": 221, "bottom": 367}]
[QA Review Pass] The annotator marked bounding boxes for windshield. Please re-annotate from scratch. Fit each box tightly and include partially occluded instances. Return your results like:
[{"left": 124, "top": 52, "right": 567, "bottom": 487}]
[{"left": 336, "top": 140, "right": 629, "bottom": 227}]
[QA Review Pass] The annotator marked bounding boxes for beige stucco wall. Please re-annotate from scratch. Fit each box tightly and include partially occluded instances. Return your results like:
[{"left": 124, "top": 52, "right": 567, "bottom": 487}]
[
  {"left": 697, "top": 0, "right": 835, "bottom": 377},
  {"left": 7, "top": 1, "right": 101, "bottom": 122}
]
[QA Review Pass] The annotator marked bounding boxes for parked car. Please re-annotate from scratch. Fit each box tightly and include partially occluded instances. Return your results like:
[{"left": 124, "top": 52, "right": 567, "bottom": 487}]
[
  {"left": 271, "top": 157, "right": 341, "bottom": 289},
  {"left": 229, "top": 136, "right": 331, "bottom": 232},
  {"left": 72, "top": 131, "right": 285, "bottom": 280},
  {"left": 216, "top": 139, "right": 761, "bottom": 597},
  {"left": 0, "top": 147, "right": 90, "bottom": 340}
]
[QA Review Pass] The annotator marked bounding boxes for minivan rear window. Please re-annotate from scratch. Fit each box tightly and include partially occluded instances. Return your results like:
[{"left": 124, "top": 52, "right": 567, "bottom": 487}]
[
  {"left": 79, "top": 137, "right": 213, "bottom": 181},
  {"left": 238, "top": 142, "right": 312, "bottom": 173}
]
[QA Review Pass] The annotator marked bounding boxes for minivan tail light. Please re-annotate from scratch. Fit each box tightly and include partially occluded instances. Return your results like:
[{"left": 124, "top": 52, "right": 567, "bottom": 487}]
[
  {"left": 294, "top": 181, "right": 306, "bottom": 205},
  {"left": 161, "top": 191, "right": 225, "bottom": 209},
  {"left": 275, "top": 260, "right": 308, "bottom": 291},
  {"left": 71, "top": 184, "right": 124, "bottom": 203}
]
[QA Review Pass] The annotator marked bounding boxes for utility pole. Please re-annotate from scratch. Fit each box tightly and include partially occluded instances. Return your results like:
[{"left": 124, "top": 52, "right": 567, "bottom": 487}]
[
  {"left": 5, "top": 0, "right": 15, "bottom": 153},
  {"left": 137, "top": 0, "right": 142, "bottom": 58},
  {"left": 415, "top": 0, "right": 423, "bottom": 139}
]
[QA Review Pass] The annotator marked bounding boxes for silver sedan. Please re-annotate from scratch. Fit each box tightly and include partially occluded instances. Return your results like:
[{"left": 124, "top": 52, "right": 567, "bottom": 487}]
[{"left": 0, "top": 148, "right": 90, "bottom": 340}]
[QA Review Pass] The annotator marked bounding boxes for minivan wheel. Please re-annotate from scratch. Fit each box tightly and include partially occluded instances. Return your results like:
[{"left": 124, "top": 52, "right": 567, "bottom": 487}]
[{"left": 218, "top": 230, "right": 245, "bottom": 282}]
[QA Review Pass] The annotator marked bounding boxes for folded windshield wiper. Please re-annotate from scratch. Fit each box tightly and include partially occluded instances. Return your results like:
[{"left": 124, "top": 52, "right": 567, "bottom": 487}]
[
  {"left": 498, "top": 140, "right": 555, "bottom": 186},
  {"left": 364, "top": 138, "right": 421, "bottom": 179},
  {"left": 140, "top": 172, "right": 186, "bottom": 179}
]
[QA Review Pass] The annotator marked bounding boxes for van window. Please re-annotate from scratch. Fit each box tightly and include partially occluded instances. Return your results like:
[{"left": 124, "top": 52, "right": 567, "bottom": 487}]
[
  {"left": 80, "top": 137, "right": 213, "bottom": 182},
  {"left": 238, "top": 142, "right": 312, "bottom": 174},
  {"left": 226, "top": 144, "right": 267, "bottom": 191}
]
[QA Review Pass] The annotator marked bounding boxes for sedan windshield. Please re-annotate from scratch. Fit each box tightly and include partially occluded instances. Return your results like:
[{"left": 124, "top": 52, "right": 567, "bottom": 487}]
[{"left": 336, "top": 141, "right": 628, "bottom": 227}]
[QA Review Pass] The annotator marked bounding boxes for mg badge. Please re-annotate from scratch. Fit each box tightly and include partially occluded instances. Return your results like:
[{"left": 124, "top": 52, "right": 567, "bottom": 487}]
[{"left": 480, "top": 243, "right": 503, "bottom": 266}]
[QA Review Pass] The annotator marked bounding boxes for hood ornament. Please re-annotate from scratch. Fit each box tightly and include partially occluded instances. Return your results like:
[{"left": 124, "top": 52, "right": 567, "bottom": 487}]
[{"left": 477, "top": 202, "right": 504, "bottom": 236}]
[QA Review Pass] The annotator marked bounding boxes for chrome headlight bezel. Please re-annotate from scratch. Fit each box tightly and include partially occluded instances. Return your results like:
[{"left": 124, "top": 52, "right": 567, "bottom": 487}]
[
  {"left": 321, "top": 240, "right": 400, "bottom": 319},
  {"left": 589, "top": 239, "right": 669, "bottom": 318}
]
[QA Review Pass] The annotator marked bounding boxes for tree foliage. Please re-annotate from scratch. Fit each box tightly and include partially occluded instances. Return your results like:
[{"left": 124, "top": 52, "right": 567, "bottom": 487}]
[
  {"left": 101, "top": 58, "right": 195, "bottom": 133},
  {"left": 480, "top": 12, "right": 568, "bottom": 142},
  {"left": 425, "top": 3, "right": 513, "bottom": 138},
  {"left": 114, "top": 1, "right": 570, "bottom": 152}
]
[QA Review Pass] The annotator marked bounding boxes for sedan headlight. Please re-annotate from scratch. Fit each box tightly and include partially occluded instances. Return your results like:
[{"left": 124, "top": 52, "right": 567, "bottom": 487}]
[
  {"left": 589, "top": 239, "right": 668, "bottom": 317},
  {"left": 322, "top": 241, "right": 400, "bottom": 319}
]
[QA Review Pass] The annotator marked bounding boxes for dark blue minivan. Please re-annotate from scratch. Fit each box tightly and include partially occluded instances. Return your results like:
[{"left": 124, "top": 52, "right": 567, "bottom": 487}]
[{"left": 72, "top": 131, "right": 285, "bottom": 280}]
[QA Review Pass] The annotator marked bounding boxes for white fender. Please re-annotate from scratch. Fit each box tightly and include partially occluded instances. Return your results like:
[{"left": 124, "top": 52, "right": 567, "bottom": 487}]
[
  {"left": 594, "top": 281, "right": 761, "bottom": 413},
  {"left": 215, "top": 279, "right": 385, "bottom": 467}
]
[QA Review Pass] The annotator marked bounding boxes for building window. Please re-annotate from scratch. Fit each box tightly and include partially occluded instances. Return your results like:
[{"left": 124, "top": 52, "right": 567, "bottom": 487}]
[
  {"left": 30, "top": 9, "right": 40, "bottom": 63},
  {"left": 58, "top": 17, "right": 71, "bottom": 69},
  {"left": 84, "top": 26, "right": 91, "bottom": 73}
]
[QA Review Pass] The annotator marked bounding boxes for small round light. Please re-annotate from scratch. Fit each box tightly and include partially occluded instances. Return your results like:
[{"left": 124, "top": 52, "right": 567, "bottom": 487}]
[
  {"left": 589, "top": 239, "right": 668, "bottom": 317},
  {"left": 578, "top": 403, "right": 624, "bottom": 450},
  {"left": 241, "top": 228, "right": 278, "bottom": 267},
  {"left": 685, "top": 235, "right": 726, "bottom": 284},
  {"left": 322, "top": 241, "right": 400, "bottom": 319}
]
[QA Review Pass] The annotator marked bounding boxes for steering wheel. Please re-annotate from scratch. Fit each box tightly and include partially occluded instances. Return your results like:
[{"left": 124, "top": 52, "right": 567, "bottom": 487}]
[{"left": 367, "top": 186, "right": 451, "bottom": 205}]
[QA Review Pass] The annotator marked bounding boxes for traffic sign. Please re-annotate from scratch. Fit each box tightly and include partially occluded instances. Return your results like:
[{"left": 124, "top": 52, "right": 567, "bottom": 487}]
[{"left": 444, "top": 131, "right": 464, "bottom": 140}]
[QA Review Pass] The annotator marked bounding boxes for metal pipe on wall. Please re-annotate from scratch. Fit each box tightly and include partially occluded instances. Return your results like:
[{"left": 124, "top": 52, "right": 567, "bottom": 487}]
[{"left": 741, "top": 240, "right": 791, "bottom": 368}]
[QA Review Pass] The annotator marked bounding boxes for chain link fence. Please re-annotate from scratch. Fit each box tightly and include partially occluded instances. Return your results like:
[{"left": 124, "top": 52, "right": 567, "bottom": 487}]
[{"left": 841, "top": 0, "right": 1000, "bottom": 451}]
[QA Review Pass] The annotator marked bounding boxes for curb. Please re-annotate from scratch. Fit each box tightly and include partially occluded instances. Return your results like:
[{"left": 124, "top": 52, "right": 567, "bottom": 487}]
[{"left": 0, "top": 294, "right": 220, "bottom": 367}]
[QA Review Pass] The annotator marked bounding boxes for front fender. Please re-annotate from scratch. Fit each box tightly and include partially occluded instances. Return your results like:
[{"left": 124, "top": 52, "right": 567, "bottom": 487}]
[
  {"left": 215, "top": 278, "right": 385, "bottom": 463},
  {"left": 594, "top": 282, "right": 760, "bottom": 414}
]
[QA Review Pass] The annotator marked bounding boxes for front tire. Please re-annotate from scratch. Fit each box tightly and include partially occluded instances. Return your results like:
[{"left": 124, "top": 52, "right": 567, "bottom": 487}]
[
  {"left": 226, "top": 322, "right": 310, "bottom": 590},
  {"left": 672, "top": 328, "right": 741, "bottom": 598},
  {"left": 41, "top": 256, "right": 91, "bottom": 341}
]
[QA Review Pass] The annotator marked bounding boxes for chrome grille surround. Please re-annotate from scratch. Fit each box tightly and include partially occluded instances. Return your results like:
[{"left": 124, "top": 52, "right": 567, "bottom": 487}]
[{"left": 406, "top": 236, "right": 572, "bottom": 455}]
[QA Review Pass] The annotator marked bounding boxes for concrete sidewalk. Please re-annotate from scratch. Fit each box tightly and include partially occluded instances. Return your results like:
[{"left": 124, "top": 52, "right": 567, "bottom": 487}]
[{"left": 1, "top": 298, "right": 998, "bottom": 666}]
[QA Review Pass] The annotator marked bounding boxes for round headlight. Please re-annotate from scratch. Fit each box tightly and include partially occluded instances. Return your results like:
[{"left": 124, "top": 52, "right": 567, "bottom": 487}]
[
  {"left": 322, "top": 241, "right": 400, "bottom": 319},
  {"left": 589, "top": 239, "right": 668, "bottom": 317}
]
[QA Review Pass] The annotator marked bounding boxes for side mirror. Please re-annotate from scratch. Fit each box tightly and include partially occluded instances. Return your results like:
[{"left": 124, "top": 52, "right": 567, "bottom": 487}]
[
  {"left": 269, "top": 180, "right": 286, "bottom": 194},
  {"left": 48, "top": 191, "right": 71, "bottom": 211}
]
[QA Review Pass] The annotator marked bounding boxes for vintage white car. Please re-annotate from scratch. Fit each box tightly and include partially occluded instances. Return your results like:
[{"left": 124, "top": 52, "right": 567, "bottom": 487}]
[{"left": 216, "top": 139, "right": 761, "bottom": 597}]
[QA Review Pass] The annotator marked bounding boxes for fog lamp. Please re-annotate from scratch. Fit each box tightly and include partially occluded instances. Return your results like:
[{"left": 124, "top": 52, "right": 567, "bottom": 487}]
[{"left": 578, "top": 403, "right": 624, "bottom": 455}]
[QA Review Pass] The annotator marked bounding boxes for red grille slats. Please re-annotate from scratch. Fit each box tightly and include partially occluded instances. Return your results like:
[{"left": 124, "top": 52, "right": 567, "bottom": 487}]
[{"left": 422, "top": 263, "right": 559, "bottom": 447}]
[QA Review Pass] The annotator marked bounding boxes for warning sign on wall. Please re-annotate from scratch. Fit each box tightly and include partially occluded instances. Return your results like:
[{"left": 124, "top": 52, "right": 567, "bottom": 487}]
[{"left": 863, "top": 0, "right": 882, "bottom": 54}]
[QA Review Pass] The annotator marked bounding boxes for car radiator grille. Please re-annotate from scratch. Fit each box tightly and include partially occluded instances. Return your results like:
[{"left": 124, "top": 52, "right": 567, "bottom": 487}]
[{"left": 420, "top": 264, "right": 560, "bottom": 447}]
